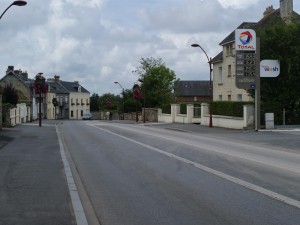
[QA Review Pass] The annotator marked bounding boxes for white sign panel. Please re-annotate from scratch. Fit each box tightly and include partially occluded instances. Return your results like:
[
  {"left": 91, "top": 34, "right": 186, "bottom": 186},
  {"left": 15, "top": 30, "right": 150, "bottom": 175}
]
[
  {"left": 235, "top": 29, "right": 256, "bottom": 51},
  {"left": 260, "top": 60, "right": 280, "bottom": 77}
]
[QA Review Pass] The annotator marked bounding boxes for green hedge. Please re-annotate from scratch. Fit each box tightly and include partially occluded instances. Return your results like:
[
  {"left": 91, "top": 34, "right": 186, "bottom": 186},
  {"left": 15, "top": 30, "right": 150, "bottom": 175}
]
[{"left": 212, "top": 101, "right": 253, "bottom": 117}]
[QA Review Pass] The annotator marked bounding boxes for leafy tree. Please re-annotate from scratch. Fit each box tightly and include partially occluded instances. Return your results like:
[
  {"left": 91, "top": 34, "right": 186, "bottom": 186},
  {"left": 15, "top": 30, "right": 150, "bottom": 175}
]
[
  {"left": 133, "top": 57, "right": 178, "bottom": 108},
  {"left": 2, "top": 83, "right": 18, "bottom": 106},
  {"left": 99, "top": 93, "right": 120, "bottom": 112},
  {"left": 122, "top": 88, "right": 137, "bottom": 113},
  {"left": 257, "top": 18, "right": 300, "bottom": 124},
  {"left": 90, "top": 93, "right": 100, "bottom": 111}
]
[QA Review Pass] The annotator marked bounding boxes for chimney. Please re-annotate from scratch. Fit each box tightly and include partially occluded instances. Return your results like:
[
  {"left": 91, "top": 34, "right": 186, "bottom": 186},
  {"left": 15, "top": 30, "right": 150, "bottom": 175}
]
[
  {"left": 280, "top": 0, "right": 293, "bottom": 21},
  {"left": 6, "top": 66, "right": 14, "bottom": 74},
  {"left": 54, "top": 75, "right": 60, "bottom": 82},
  {"left": 21, "top": 71, "right": 28, "bottom": 80},
  {"left": 263, "top": 5, "right": 275, "bottom": 17}
]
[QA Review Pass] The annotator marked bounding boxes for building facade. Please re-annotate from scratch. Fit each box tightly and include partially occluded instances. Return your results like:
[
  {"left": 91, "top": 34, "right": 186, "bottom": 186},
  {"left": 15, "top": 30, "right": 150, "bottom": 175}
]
[
  {"left": 211, "top": 0, "right": 297, "bottom": 102},
  {"left": 0, "top": 67, "right": 90, "bottom": 120}
]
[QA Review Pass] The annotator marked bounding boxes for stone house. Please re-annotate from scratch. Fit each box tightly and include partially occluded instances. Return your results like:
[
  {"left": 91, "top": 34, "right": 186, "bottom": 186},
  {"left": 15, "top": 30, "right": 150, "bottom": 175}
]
[
  {"left": 0, "top": 66, "right": 38, "bottom": 121},
  {"left": 47, "top": 75, "right": 90, "bottom": 120},
  {"left": 211, "top": 0, "right": 299, "bottom": 102},
  {"left": 0, "top": 66, "right": 90, "bottom": 120}
]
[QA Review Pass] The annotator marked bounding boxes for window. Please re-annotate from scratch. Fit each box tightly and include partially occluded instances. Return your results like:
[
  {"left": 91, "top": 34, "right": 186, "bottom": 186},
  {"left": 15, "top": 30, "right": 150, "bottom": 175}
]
[
  {"left": 237, "top": 94, "right": 242, "bottom": 102},
  {"left": 226, "top": 44, "right": 233, "bottom": 56},
  {"left": 219, "top": 95, "right": 222, "bottom": 101},
  {"left": 218, "top": 67, "right": 223, "bottom": 84},
  {"left": 81, "top": 110, "right": 83, "bottom": 116},
  {"left": 228, "top": 65, "right": 232, "bottom": 77},
  {"left": 228, "top": 95, "right": 232, "bottom": 101},
  {"left": 71, "top": 110, "right": 74, "bottom": 117}
]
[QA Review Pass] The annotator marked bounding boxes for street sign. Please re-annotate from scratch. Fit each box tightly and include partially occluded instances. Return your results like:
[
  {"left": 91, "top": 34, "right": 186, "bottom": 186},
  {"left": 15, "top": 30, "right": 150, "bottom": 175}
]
[{"left": 235, "top": 29, "right": 258, "bottom": 89}]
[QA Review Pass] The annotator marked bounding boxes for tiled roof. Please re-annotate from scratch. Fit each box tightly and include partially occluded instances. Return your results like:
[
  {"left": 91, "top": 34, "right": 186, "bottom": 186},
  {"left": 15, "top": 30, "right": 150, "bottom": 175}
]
[
  {"left": 47, "top": 80, "right": 89, "bottom": 94},
  {"left": 211, "top": 51, "right": 223, "bottom": 63},
  {"left": 60, "top": 81, "right": 89, "bottom": 93},
  {"left": 176, "top": 81, "right": 210, "bottom": 97}
]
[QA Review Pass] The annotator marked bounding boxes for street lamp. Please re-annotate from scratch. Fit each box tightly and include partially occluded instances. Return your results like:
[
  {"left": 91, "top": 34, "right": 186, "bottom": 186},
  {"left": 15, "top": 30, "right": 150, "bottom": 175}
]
[
  {"left": 114, "top": 81, "right": 125, "bottom": 120},
  {"left": 0, "top": 1, "right": 27, "bottom": 20},
  {"left": 34, "top": 73, "right": 48, "bottom": 127},
  {"left": 138, "top": 77, "right": 146, "bottom": 123},
  {"left": 191, "top": 43, "right": 213, "bottom": 127}
]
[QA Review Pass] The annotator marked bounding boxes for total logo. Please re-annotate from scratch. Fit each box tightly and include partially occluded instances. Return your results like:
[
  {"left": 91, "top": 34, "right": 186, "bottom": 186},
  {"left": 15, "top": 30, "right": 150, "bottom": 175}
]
[
  {"left": 239, "top": 31, "right": 252, "bottom": 45},
  {"left": 235, "top": 29, "right": 256, "bottom": 51}
]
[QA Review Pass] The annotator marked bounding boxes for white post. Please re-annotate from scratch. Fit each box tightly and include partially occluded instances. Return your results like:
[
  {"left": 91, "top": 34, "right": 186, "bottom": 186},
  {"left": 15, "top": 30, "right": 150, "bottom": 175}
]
[{"left": 187, "top": 104, "right": 193, "bottom": 123}]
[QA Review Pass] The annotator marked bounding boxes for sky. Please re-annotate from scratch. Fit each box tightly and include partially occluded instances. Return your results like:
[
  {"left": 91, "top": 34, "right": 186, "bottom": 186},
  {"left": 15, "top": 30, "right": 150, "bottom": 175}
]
[{"left": 0, "top": 0, "right": 299, "bottom": 95}]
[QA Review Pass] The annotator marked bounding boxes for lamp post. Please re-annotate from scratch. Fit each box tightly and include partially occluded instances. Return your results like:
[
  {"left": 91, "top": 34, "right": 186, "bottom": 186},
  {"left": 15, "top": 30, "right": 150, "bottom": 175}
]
[
  {"left": 191, "top": 43, "right": 213, "bottom": 127},
  {"left": 114, "top": 81, "right": 124, "bottom": 120},
  {"left": 138, "top": 77, "right": 146, "bottom": 123},
  {"left": 34, "top": 73, "right": 47, "bottom": 127},
  {"left": 0, "top": 1, "right": 27, "bottom": 20},
  {"left": 133, "top": 83, "right": 142, "bottom": 122}
]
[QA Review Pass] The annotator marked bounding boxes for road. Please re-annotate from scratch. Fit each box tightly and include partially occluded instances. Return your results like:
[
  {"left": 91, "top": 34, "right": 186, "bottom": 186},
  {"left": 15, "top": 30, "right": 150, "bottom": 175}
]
[{"left": 57, "top": 121, "right": 300, "bottom": 225}]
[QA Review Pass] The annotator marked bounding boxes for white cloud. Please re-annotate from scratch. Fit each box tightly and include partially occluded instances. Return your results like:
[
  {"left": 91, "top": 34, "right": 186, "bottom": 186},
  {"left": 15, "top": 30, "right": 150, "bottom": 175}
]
[
  {"left": 65, "top": 0, "right": 105, "bottom": 8},
  {"left": 217, "top": 0, "right": 259, "bottom": 9}
]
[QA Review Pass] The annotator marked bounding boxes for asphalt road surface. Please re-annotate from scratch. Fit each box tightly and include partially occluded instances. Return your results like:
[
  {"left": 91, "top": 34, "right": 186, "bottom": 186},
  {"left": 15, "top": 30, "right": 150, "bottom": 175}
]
[{"left": 58, "top": 121, "right": 300, "bottom": 225}]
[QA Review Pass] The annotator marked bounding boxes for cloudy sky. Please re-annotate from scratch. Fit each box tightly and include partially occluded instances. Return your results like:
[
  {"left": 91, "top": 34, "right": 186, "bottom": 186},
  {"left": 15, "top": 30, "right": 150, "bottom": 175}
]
[{"left": 1, "top": 0, "right": 299, "bottom": 95}]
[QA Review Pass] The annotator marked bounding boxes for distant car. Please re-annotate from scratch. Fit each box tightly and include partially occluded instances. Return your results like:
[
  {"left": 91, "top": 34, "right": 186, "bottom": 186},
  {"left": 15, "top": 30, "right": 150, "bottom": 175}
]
[{"left": 82, "top": 113, "right": 93, "bottom": 120}]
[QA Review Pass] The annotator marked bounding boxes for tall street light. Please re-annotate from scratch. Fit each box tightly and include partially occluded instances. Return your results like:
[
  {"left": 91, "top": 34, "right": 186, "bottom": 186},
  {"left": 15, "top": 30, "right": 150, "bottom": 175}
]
[
  {"left": 114, "top": 81, "right": 124, "bottom": 120},
  {"left": 0, "top": 1, "right": 27, "bottom": 20},
  {"left": 34, "top": 73, "right": 47, "bottom": 127},
  {"left": 138, "top": 77, "right": 146, "bottom": 123},
  {"left": 191, "top": 43, "right": 213, "bottom": 127}
]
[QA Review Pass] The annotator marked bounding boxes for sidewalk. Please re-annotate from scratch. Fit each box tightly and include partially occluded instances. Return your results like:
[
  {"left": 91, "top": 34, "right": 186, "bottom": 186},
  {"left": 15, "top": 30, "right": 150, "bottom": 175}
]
[{"left": 0, "top": 122, "right": 76, "bottom": 225}]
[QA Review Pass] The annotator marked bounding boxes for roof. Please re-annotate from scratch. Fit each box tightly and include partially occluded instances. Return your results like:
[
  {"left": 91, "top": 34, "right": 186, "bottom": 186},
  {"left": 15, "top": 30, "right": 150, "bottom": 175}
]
[
  {"left": 211, "top": 51, "right": 223, "bottom": 64},
  {"left": 47, "top": 80, "right": 90, "bottom": 94},
  {"left": 176, "top": 81, "right": 210, "bottom": 97},
  {"left": 60, "top": 81, "right": 89, "bottom": 93}
]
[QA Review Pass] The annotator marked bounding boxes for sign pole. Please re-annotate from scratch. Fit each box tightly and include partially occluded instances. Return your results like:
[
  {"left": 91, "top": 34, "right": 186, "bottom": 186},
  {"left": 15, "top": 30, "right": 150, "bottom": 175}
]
[{"left": 255, "top": 38, "right": 260, "bottom": 131}]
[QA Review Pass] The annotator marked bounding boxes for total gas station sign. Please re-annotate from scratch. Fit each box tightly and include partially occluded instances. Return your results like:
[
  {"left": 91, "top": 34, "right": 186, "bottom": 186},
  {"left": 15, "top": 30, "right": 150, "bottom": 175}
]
[
  {"left": 235, "top": 29, "right": 256, "bottom": 51},
  {"left": 235, "top": 29, "right": 258, "bottom": 89}
]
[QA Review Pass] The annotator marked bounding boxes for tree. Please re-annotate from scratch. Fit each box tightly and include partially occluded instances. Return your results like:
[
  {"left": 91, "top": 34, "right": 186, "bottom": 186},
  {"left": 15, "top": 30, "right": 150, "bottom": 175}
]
[
  {"left": 2, "top": 83, "right": 19, "bottom": 106},
  {"left": 257, "top": 18, "right": 300, "bottom": 124},
  {"left": 99, "top": 93, "right": 120, "bottom": 112},
  {"left": 133, "top": 57, "right": 178, "bottom": 108},
  {"left": 90, "top": 93, "right": 100, "bottom": 111}
]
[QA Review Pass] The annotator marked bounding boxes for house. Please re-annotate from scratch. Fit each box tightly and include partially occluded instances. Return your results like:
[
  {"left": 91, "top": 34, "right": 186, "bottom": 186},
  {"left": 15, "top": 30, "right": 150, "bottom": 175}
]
[
  {"left": 47, "top": 75, "right": 90, "bottom": 120},
  {"left": 175, "top": 80, "right": 210, "bottom": 104},
  {"left": 211, "top": 0, "right": 299, "bottom": 102},
  {"left": 0, "top": 66, "right": 90, "bottom": 120},
  {"left": 0, "top": 66, "right": 38, "bottom": 121}
]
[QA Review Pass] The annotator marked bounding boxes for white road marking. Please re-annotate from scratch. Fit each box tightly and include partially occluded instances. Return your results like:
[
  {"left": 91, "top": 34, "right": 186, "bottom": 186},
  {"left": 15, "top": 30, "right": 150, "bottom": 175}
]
[
  {"left": 91, "top": 122, "right": 300, "bottom": 174},
  {"left": 91, "top": 124, "right": 300, "bottom": 210},
  {"left": 56, "top": 126, "right": 89, "bottom": 225}
]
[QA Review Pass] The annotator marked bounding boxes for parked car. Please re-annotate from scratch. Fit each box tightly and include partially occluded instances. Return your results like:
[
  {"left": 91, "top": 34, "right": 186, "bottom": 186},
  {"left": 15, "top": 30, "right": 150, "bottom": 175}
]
[{"left": 82, "top": 113, "right": 93, "bottom": 120}]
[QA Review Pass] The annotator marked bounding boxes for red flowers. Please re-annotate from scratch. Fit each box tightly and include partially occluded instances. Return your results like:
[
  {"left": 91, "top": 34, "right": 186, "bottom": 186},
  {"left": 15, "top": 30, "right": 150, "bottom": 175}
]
[
  {"left": 34, "top": 74, "right": 48, "bottom": 94},
  {"left": 133, "top": 84, "right": 143, "bottom": 100}
]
